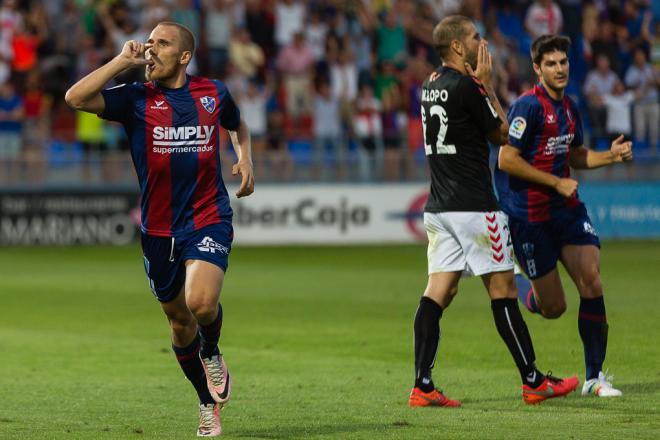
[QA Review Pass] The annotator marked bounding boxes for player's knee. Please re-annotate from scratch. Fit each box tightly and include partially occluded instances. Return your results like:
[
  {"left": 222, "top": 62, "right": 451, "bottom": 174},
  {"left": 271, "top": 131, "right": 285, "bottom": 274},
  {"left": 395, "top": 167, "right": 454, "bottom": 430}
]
[
  {"left": 168, "top": 313, "right": 195, "bottom": 335},
  {"left": 541, "top": 300, "right": 567, "bottom": 319},
  {"left": 581, "top": 272, "right": 603, "bottom": 298},
  {"left": 187, "top": 298, "right": 217, "bottom": 323}
]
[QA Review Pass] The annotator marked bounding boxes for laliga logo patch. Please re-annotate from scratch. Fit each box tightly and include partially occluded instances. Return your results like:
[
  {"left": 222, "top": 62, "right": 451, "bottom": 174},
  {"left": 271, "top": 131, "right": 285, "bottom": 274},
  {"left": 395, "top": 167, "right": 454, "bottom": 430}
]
[
  {"left": 200, "top": 96, "right": 216, "bottom": 113},
  {"left": 509, "top": 116, "right": 526, "bottom": 139}
]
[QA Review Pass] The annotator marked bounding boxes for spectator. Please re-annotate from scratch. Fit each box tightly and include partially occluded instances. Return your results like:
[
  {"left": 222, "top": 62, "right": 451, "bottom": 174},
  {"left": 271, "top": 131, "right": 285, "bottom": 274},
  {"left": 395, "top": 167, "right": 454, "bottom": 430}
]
[
  {"left": 602, "top": 81, "right": 635, "bottom": 142},
  {"left": 313, "top": 79, "right": 344, "bottom": 180},
  {"left": 354, "top": 83, "right": 384, "bottom": 182},
  {"left": 172, "top": 0, "right": 200, "bottom": 42},
  {"left": 305, "top": 9, "right": 328, "bottom": 63},
  {"left": 96, "top": 2, "right": 149, "bottom": 83},
  {"left": 274, "top": 0, "right": 305, "bottom": 48},
  {"left": 21, "top": 69, "right": 50, "bottom": 183},
  {"left": 0, "top": 80, "right": 23, "bottom": 183},
  {"left": 204, "top": 0, "right": 232, "bottom": 77},
  {"left": 381, "top": 84, "right": 405, "bottom": 181},
  {"left": 244, "top": 0, "right": 275, "bottom": 61},
  {"left": 11, "top": 12, "right": 46, "bottom": 86},
  {"left": 376, "top": 10, "right": 407, "bottom": 66},
  {"left": 142, "top": 0, "right": 170, "bottom": 29},
  {"left": 276, "top": 31, "right": 315, "bottom": 118},
  {"left": 590, "top": 21, "right": 622, "bottom": 76},
  {"left": 238, "top": 79, "right": 269, "bottom": 179},
  {"left": 266, "top": 109, "right": 294, "bottom": 181},
  {"left": 329, "top": 46, "right": 357, "bottom": 130},
  {"left": 584, "top": 54, "right": 620, "bottom": 145},
  {"left": 625, "top": 48, "right": 659, "bottom": 151},
  {"left": 229, "top": 27, "right": 265, "bottom": 81},
  {"left": 525, "top": 0, "right": 563, "bottom": 40}
]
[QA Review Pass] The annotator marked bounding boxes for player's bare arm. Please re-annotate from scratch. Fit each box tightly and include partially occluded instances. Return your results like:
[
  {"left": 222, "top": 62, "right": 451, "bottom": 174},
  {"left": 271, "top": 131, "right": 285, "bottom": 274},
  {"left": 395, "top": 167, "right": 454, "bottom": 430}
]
[
  {"left": 65, "top": 40, "right": 153, "bottom": 114},
  {"left": 229, "top": 119, "right": 255, "bottom": 198},
  {"left": 465, "top": 41, "right": 509, "bottom": 145},
  {"left": 569, "top": 135, "right": 633, "bottom": 169},
  {"left": 499, "top": 144, "right": 577, "bottom": 197}
]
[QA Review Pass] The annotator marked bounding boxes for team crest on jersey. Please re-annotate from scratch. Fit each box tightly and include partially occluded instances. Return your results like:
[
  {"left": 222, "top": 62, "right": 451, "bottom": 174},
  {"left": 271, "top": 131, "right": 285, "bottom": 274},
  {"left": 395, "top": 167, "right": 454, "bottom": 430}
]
[
  {"left": 200, "top": 96, "right": 216, "bottom": 113},
  {"left": 566, "top": 109, "right": 573, "bottom": 122},
  {"left": 509, "top": 116, "right": 526, "bottom": 139}
]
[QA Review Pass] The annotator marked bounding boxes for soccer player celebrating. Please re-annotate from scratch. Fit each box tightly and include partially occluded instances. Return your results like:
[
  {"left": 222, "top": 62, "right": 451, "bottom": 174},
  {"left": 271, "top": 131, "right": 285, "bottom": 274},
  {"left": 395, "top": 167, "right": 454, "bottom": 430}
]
[
  {"left": 496, "top": 35, "right": 632, "bottom": 397},
  {"left": 65, "top": 22, "right": 254, "bottom": 436},
  {"left": 409, "top": 16, "right": 579, "bottom": 408}
]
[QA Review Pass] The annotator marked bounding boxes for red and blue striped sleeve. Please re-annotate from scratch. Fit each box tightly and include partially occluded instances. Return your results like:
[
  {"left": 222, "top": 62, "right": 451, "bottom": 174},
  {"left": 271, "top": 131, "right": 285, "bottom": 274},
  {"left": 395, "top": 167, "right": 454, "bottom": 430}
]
[
  {"left": 212, "top": 80, "right": 241, "bottom": 131},
  {"left": 100, "top": 83, "right": 140, "bottom": 123},
  {"left": 568, "top": 99, "right": 583, "bottom": 147}
]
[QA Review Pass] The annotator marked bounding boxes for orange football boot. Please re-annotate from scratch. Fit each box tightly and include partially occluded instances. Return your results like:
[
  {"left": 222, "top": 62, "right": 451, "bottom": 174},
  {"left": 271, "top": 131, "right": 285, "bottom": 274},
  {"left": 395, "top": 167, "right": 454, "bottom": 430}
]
[{"left": 408, "top": 387, "right": 462, "bottom": 408}]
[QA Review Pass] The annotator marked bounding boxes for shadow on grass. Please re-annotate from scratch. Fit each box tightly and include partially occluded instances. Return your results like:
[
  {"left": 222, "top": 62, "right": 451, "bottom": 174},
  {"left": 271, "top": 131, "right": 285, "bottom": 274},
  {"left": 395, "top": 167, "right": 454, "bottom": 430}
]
[{"left": 234, "top": 421, "right": 411, "bottom": 439}]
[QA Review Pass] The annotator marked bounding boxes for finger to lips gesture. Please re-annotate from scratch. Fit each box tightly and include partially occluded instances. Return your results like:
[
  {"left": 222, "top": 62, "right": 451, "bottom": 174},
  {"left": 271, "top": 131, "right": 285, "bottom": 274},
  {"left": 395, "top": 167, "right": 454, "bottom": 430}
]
[
  {"left": 610, "top": 134, "right": 633, "bottom": 162},
  {"left": 120, "top": 40, "right": 153, "bottom": 66}
]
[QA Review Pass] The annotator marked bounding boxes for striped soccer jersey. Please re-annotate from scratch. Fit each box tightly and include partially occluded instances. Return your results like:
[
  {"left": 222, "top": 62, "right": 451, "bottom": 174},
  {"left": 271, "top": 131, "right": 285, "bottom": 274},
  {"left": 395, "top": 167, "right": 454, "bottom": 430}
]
[
  {"left": 495, "top": 83, "right": 585, "bottom": 222},
  {"left": 101, "top": 75, "right": 240, "bottom": 237}
]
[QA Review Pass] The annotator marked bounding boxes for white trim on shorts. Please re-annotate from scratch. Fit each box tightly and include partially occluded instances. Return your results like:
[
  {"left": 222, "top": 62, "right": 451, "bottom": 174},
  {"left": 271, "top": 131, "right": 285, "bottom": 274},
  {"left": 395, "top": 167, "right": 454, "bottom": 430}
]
[{"left": 424, "top": 211, "right": 515, "bottom": 277}]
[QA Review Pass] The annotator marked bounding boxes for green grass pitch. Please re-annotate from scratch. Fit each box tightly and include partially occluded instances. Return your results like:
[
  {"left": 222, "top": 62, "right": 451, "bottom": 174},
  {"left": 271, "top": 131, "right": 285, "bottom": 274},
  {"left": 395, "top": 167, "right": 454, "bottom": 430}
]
[{"left": 1, "top": 242, "right": 659, "bottom": 439}]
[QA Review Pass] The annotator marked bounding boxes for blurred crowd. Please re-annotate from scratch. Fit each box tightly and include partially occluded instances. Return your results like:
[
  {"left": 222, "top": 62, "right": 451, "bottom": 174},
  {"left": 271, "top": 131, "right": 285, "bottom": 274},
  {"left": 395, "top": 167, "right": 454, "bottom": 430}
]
[{"left": 0, "top": 0, "right": 658, "bottom": 185}]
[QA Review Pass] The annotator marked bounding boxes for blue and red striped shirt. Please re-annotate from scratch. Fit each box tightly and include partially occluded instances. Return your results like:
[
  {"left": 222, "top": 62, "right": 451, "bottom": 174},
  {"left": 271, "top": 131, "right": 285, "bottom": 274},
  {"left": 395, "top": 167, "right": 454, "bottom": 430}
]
[
  {"left": 101, "top": 75, "right": 240, "bottom": 237},
  {"left": 495, "top": 83, "right": 584, "bottom": 222}
]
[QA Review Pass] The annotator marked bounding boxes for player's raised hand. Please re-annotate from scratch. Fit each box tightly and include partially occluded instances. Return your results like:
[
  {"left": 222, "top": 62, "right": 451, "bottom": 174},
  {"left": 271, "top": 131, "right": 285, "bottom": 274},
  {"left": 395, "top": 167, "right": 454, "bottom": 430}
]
[
  {"left": 610, "top": 134, "right": 633, "bottom": 162},
  {"left": 118, "top": 40, "right": 153, "bottom": 67},
  {"left": 465, "top": 41, "right": 493, "bottom": 88},
  {"left": 555, "top": 177, "right": 578, "bottom": 198},
  {"left": 233, "top": 159, "right": 255, "bottom": 198}
]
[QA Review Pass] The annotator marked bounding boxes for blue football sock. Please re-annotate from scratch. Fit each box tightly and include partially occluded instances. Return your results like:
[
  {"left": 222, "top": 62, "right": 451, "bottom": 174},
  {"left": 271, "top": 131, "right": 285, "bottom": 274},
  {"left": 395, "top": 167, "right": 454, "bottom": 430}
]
[
  {"left": 578, "top": 296, "right": 608, "bottom": 380},
  {"left": 515, "top": 274, "right": 539, "bottom": 314}
]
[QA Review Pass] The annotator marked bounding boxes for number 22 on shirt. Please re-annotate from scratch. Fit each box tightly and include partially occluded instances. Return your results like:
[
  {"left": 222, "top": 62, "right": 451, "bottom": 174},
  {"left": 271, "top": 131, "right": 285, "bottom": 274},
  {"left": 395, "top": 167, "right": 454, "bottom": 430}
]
[{"left": 421, "top": 104, "right": 456, "bottom": 155}]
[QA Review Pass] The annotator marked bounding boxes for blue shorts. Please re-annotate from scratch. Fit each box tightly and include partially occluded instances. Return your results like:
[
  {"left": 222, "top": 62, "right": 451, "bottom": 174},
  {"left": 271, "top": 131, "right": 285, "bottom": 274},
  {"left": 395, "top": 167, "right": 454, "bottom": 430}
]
[
  {"left": 509, "top": 205, "right": 600, "bottom": 280},
  {"left": 141, "top": 221, "right": 234, "bottom": 302}
]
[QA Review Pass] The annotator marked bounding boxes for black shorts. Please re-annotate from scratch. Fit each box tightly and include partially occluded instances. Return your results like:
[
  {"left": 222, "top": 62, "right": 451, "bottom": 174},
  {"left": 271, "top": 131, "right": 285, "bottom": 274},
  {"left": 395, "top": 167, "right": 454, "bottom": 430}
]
[
  {"left": 141, "top": 221, "right": 234, "bottom": 302},
  {"left": 509, "top": 205, "right": 600, "bottom": 279}
]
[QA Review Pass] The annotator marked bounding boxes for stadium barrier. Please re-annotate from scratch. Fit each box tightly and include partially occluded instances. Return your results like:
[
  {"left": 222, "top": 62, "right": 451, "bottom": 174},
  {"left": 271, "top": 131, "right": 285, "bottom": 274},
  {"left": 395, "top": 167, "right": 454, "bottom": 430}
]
[{"left": 1, "top": 183, "right": 659, "bottom": 246}]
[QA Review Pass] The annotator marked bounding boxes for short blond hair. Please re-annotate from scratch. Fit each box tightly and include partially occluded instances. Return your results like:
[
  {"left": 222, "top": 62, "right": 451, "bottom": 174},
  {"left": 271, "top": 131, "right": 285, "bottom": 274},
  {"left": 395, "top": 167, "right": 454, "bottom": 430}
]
[{"left": 157, "top": 21, "right": 196, "bottom": 55}]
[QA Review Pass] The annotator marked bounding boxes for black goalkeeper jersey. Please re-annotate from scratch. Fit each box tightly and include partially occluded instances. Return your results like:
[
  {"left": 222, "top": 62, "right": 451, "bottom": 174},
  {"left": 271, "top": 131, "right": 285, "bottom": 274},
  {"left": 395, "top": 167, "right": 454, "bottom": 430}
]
[{"left": 421, "top": 66, "right": 501, "bottom": 213}]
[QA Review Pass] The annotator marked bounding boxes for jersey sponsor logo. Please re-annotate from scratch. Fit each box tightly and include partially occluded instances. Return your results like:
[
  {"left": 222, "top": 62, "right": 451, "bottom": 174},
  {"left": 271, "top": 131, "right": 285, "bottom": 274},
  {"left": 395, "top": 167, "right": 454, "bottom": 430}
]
[
  {"left": 196, "top": 236, "right": 229, "bottom": 254},
  {"left": 544, "top": 133, "right": 574, "bottom": 155},
  {"left": 509, "top": 116, "right": 526, "bottom": 139},
  {"left": 150, "top": 100, "right": 168, "bottom": 110},
  {"left": 152, "top": 125, "right": 215, "bottom": 146},
  {"left": 200, "top": 96, "right": 216, "bottom": 113}
]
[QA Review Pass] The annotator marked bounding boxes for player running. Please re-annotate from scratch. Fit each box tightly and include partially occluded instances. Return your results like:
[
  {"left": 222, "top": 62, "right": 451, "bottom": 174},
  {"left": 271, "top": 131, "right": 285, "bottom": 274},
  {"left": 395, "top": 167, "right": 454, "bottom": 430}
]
[
  {"left": 496, "top": 35, "right": 632, "bottom": 397},
  {"left": 409, "top": 16, "right": 579, "bottom": 408},
  {"left": 65, "top": 22, "right": 254, "bottom": 436}
]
